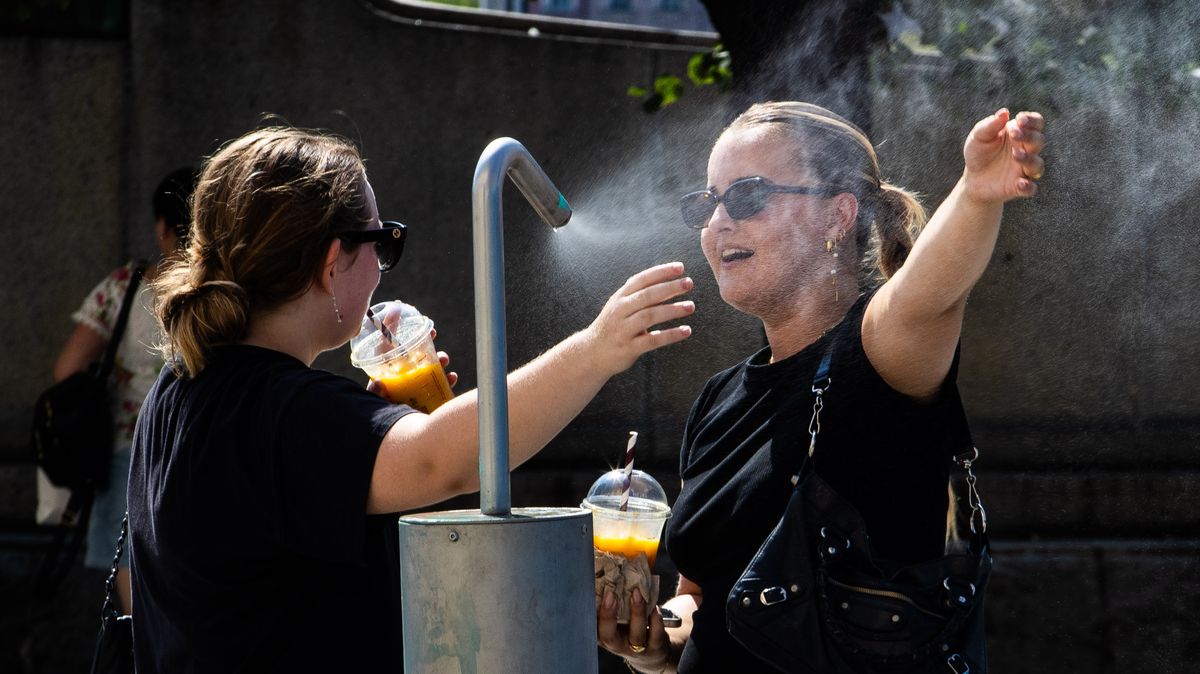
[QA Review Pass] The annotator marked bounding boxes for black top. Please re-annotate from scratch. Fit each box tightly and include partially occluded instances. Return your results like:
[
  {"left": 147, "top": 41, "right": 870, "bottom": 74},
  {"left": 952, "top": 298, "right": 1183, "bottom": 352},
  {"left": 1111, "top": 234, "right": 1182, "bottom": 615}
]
[
  {"left": 667, "top": 292, "right": 962, "bottom": 673},
  {"left": 128, "top": 345, "right": 415, "bottom": 673}
]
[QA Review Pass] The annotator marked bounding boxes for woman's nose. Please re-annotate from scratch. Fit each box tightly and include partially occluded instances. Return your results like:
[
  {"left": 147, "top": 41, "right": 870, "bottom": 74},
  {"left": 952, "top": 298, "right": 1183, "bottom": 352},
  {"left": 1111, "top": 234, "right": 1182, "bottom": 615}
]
[{"left": 708, "top": 202, "right": 736, "bottom": 232}]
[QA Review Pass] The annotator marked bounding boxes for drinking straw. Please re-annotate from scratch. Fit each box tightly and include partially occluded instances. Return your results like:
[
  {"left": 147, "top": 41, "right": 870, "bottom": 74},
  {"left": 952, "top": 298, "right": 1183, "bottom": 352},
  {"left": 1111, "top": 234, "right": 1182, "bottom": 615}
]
[
  {"left": 366, "top": 308, "right": 396, "bottom": 346},
  {"left": 619, "top": 431, "right": 637, "bottom": 512}
]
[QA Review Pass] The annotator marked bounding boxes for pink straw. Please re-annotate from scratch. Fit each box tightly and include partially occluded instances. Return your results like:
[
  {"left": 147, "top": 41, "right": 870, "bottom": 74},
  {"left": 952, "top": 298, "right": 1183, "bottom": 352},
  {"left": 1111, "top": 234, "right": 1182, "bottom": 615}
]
[{"left": 619, "top": 431, "right": 637, "bottom": 512}]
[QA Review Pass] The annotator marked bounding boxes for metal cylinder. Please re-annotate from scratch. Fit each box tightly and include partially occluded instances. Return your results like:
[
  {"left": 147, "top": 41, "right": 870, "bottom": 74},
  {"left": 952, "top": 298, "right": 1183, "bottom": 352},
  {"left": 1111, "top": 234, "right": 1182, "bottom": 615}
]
[{"left": 398, "top": 508, "right": 598, "bottom": 674}]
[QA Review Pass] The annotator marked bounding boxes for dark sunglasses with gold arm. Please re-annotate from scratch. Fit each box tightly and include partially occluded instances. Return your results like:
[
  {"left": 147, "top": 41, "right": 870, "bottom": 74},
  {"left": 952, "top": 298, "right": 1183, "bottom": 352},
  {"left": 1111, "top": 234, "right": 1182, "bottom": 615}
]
[
  {"left": 680, "top": 176, "right": 837, "bottom": 230},
  {"left": 336, "top": 221, "right": 408, "bottom": 272}
]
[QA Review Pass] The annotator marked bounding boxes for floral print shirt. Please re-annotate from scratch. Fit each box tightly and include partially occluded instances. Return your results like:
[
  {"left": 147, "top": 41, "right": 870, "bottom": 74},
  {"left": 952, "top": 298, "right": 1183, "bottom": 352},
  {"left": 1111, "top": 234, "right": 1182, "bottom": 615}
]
[{"left": 71, "top": 262, "right": 164, "bottom": 453}]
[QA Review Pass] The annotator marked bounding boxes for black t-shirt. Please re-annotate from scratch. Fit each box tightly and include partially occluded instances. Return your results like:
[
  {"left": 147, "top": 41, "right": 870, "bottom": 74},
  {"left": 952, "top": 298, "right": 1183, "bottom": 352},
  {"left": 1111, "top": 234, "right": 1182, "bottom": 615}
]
[
  {"left": 127, "top": 345, "right": 415, "bottom": 673},
  {"left": 666, "top": 292, "right": 961, "bottom": 673}
]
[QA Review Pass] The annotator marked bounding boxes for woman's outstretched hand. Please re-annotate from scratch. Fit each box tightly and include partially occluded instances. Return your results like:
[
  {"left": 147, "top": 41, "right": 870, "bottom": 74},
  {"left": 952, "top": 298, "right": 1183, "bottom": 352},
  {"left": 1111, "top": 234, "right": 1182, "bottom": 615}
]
[
  {"left": 583, "top": 262, "right": 695, "bottom": 377},
  {"left": 962, "top": 108, "right": 1046, "bottom": 204}
]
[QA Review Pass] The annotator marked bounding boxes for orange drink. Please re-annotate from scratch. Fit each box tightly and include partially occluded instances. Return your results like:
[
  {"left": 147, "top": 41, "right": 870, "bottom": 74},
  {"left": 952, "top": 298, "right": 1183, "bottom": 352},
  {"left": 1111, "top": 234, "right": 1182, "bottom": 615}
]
[
  {"left": 582, "top": 469, "right": 672, "bottom": 570},
  {"left": 375, "top": 361, "right": 453, "bottom": 413},
  {"left": 593, "top": 533, "right": 661, "bottom": 567},
  {"left": 351, "top": 301, "right": 454, "bottom": 414}
]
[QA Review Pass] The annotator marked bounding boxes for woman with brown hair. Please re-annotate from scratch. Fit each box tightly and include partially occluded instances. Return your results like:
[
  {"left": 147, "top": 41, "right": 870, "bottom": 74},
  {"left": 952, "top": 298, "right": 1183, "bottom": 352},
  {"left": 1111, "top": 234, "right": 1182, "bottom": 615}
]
[
  {"left": 127, "top": 127, "right": 695, "bottom": 671},
  {"left": 597, "top": 102, "right": 1045, "bottom": 672}
]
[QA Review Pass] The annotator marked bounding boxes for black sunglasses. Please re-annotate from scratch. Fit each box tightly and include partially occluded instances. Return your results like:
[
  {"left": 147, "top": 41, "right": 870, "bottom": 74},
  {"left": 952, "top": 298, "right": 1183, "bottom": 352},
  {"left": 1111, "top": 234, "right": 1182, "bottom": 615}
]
[
  {"left": 336, "top": 221, "right": 408, "bottom": 272},
  {"left": 679, "top": 176, "right": 837, "bottom": 230}
]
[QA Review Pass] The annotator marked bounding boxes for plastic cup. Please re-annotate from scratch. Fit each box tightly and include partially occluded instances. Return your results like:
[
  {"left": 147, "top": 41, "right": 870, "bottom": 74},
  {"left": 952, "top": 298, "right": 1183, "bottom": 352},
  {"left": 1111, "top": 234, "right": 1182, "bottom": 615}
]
[
  {"left": 581, "top": 469, "right": 671, "bottom": 568},
  {"left": 350, "top": 301, "right": 453, "bottom": 413}
]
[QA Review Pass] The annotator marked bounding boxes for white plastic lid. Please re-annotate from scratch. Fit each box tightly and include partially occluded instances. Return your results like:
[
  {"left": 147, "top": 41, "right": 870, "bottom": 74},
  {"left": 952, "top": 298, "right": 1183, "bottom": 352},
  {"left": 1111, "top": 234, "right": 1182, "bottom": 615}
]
[
  {"left": 581, "top": 469, "right": 671, "bottom": 519},
  {"left": 349, "top": 301, "right": 433, "bottom": 368}
]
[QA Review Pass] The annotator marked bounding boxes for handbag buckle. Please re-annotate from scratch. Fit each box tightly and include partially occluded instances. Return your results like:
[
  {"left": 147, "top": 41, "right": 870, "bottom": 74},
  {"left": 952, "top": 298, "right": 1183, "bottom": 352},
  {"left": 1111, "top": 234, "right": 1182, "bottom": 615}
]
[
  {"left": 759, "top": 586, "right": 789, "bottom": 606},
  {"left": 819, "top": 526, "right": 851, "bottom": 558},
  {"left": 946, "top": 653, "right": 970, "bottom": 674},
  {"left": 943, "top": 577, "right": 977, "bottom": 609}
]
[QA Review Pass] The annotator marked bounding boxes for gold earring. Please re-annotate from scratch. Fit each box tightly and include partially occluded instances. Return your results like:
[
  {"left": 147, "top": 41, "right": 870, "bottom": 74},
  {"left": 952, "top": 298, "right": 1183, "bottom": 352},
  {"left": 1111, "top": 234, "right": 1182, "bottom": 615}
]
[
  {"left": 828, "top": 239, "right": 840, "bottom": 302},
  {"left": 330, "top": 273, "right": 343, "bottom": 324}
]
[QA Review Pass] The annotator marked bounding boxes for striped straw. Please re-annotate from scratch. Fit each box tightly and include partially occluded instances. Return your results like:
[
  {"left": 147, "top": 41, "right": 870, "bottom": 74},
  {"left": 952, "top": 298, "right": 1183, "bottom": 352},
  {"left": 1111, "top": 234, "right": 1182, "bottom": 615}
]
[
  {"left": 366, "top": 308, "right": 396, "bottom": 346},
  {"left": 619, "top": 431, "right": 638, "bottom": 512}
]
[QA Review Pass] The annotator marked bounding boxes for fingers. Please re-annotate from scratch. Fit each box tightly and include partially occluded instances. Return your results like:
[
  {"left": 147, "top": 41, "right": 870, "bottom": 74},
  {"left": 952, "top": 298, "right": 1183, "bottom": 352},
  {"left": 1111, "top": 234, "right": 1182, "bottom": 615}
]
[
  {"left": 1011, "top": 147, "right": 1045, "bottom": 179},
  {"left": 619, "top": 262, "right": 686, "bottom": 297},
  {"left": 627, "top": 588, "right": 648, "bottom": 650},
  {"left": 647, "top": 607, "right": 668, "bottom": 653},
  {"left": 1015, "top": 110, "right": 1044, "bottom": 132},
  {"left": 597, "top": 590, "right": 621, "bottom": 651},
  {"left": 971, "top": 108, "right": 1009, "bottom": 142},
  {"left": 435, "top": 351, "right": 458, "bottom": 388},
  {"left": 366, "top": 378, "right": 386, "bottom": 399},
  {"left": 633, "top": 325, "right": 693, "bottom": 353},
  {"left": 1010, "top": 110, "right": 1046, "bottom": 183},
  {"left": 1008, "top": 124, "right": 1045, "bottom": 154},
  {"left": 633, "top": 301, "right": 696, "bottom": 334},
  {"left": 622, "top": 275, "right": 694, "bottom": 319}
]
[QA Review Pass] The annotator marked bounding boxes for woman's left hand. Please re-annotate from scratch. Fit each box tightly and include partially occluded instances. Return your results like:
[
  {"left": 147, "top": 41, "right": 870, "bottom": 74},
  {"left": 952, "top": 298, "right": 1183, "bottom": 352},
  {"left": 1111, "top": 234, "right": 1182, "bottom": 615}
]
[
  {"left": 598, "top": 588, "right": 671, "bottom": 672},
  {"left": 961, "top": 108, "right": 1046, "bottom": 204},
  {"left": 429, "top": 327, "right": 458, "bottom": 388},
  {"left": 437, "top": 350, "right": 458, "bottom": 388}
]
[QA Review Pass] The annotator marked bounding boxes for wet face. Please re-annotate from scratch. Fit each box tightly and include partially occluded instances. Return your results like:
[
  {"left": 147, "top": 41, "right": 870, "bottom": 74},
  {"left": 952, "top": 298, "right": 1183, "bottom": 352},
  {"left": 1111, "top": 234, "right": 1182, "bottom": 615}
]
[{"left": 699, "top": 127, "right": 855, "bottom": 320}]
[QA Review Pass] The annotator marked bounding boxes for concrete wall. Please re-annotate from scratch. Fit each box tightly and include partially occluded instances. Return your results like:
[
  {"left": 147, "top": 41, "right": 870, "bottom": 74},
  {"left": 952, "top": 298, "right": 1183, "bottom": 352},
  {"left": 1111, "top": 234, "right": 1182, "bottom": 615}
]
[{"left": 1, "top": 0, "right": 1197, "bottom": 671}]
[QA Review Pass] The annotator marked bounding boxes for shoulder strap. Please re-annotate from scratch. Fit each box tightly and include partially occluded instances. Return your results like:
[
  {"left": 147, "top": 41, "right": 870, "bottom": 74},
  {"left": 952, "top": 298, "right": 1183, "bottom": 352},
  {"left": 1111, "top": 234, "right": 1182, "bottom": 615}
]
[
  {"left": 97, "top": 513, "right": 130, "bottom": 620},
  {"left": 95, "top": 264, "right": 146, "bottom": 383},
  {"left": 34, "top": 489, "right": 95, "bottom": 599},
  {"left": 802, "top": 340, "right": 988, "bottom": 553}
]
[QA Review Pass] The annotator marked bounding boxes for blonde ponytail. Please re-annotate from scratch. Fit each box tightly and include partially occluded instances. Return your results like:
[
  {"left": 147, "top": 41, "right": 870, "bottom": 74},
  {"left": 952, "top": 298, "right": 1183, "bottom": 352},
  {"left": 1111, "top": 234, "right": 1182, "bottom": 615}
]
[
  {"left": 870, "top": 182, "right": 927, "bottom": 280},
  {"left": 155, "top": 260, "right": 249, "bottom": 376}
]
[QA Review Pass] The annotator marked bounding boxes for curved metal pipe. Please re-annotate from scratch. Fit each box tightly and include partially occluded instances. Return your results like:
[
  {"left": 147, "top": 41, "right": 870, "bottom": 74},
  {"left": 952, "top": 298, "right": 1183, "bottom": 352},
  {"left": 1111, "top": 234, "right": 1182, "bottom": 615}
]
[{"left": 472, "top": 137, "right": 572, "bottom": 516}]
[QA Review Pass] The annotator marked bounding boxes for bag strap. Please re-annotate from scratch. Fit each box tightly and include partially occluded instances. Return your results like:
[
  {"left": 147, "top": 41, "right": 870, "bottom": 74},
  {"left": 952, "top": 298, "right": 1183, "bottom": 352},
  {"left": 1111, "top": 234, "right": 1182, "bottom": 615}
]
[
  {"left": 97, "top": 512, "right": 130, "bottom": 621},
  {"left": 789, "top": 345, "right": 833, "bottom": 486},
  {"left": 800, "top": 341, "right": 988, "bottom": 552},
  {"left": 95, "top": 264, "right": 146, "bottom": 384},
  {"left": 33, "top": 488, "right": 95, "bottom": 599}
]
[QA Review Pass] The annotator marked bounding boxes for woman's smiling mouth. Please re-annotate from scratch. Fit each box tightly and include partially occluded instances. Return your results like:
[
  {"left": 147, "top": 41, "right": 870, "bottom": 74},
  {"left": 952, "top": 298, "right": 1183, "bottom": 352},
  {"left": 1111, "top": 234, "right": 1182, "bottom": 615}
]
[{"left": 721, "top": 248, "right": 754, "bottom": 263}]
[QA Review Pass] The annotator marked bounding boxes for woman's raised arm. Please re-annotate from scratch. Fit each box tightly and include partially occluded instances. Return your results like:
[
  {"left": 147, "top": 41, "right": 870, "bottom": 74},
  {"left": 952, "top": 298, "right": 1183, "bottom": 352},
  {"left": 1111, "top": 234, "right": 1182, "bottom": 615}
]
[{"left": 864, "top": 109, "right": 1046, "bottom": 400}]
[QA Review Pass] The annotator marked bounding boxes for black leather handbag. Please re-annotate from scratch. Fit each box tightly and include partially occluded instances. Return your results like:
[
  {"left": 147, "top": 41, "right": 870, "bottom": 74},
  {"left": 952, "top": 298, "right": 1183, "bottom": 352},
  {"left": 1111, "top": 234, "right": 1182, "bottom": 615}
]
[
  {"left": 33, "top": 265, "right": 145, "bottom": 491},
  {"left": 726, "top": 349, "right": 991, "bottom": 674},
  {"left": 90, "top": 513, "right": 134, "bottom": 674}
]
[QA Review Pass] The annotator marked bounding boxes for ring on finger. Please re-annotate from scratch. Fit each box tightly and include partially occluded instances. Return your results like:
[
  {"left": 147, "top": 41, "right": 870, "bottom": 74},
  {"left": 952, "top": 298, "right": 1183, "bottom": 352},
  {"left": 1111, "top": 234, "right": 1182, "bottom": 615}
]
[
  {"left": 1030, "top": 170, "right": 1044, "bottom": 180},
  {"left": 629, "top": 642, "right": 647, "bottom": 654}
]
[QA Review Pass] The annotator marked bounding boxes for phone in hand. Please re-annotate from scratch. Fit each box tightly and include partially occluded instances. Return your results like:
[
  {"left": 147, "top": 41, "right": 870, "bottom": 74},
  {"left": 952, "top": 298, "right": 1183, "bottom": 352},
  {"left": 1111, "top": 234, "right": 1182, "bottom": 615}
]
[{"left": 659, "top": 606, "right": 683, "bottom": 628}]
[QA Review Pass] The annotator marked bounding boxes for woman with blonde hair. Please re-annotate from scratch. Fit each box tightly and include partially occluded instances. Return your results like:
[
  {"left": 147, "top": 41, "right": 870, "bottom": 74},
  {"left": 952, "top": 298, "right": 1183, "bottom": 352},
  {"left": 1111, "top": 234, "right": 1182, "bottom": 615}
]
[
  {"left": 127, "top": 127, "right": 695, "bottom": 671},
  {"left": 598, "top": 102, "right": 1045, "bottom": 672}
]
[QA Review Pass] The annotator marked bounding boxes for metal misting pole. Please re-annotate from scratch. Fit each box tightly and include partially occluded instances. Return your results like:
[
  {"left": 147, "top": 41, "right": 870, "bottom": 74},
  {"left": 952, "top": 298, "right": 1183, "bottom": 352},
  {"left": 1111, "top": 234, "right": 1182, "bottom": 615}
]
[{"left": 397, "top": 138, "right": 597, "bottom": 674}]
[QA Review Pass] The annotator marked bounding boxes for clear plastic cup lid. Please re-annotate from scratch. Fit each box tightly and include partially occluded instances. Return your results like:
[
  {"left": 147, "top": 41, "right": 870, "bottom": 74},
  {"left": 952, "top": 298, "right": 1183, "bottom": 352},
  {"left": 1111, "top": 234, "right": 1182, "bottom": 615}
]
[
  {"left": 349, "top": 301, "right": 433, "bottom": 368},
  {"left": 581, "top": 469, "right": 671, "bottom": 519}
]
